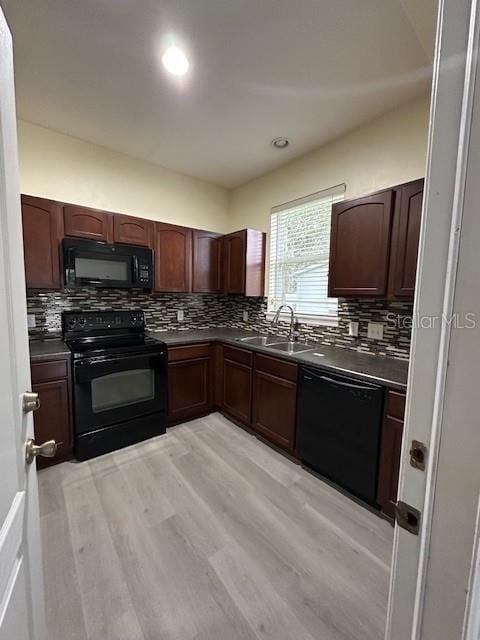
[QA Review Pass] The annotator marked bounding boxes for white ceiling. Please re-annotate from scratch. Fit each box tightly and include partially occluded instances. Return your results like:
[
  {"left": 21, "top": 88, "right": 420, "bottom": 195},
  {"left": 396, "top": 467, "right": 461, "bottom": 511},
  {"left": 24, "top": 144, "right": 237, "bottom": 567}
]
[{"left": 2, "top": 0, "right": 434, "bottom": 189}]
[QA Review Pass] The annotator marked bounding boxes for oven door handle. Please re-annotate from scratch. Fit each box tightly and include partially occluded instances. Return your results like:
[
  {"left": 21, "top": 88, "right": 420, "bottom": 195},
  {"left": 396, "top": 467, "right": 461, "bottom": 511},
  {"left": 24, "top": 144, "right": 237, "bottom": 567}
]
[
  {"left": 76, "top": 351, "right": 164, "bottom": 366},
  {"left": 74, "top": 352, "right": 165, "bottom": 383}
]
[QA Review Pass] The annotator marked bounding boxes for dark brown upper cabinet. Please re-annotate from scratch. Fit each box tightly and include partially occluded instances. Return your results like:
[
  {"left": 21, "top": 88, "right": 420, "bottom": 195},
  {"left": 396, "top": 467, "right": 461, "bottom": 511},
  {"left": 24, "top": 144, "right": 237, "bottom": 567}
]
[
  {"left": 22, "top": 192, "right": 267, "bottom": 296},
  {"left": 113, "top": 214, "right": 154, "bottom": 248},
  {"left": 192, "top": 230, "right": 222, "bottom": 293},
  {"left": 388, "top": 179, "right": 424, "bottom": 299},
  {"left": 21, "top": 195, "right": 63, "bottom": 290},
  {"left": 154, "top": 222, "right": 192, "bottom": 292},
  {"left": 64, "top": 204, "right": 113, "bottom": 242},
  {"left": 329, "top": 190, "right": 394, "bottom": 297},
  {"left": 223, "top": 229, "right": 266, "bottom": 297}
]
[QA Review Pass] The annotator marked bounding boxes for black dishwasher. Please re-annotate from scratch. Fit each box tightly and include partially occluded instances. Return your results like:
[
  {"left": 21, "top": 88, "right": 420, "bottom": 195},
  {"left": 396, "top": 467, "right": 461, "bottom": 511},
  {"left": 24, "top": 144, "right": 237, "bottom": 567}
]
[{"left": 296, "top": 366, "right": 384, "bottom": 506}]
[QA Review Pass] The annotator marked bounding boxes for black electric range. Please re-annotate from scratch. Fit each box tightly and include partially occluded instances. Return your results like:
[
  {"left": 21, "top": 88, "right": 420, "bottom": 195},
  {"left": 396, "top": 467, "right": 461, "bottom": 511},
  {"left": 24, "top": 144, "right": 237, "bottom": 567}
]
[{"left": 63, "top": 310, "right": 167, "bottom": 461}]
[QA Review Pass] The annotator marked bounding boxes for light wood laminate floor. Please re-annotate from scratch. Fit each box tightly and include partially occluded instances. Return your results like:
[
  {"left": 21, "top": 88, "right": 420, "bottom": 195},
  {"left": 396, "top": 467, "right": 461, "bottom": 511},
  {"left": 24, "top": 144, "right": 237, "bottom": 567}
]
[{"left": 38, "top": 412, "right": 393, "bottom": 640}]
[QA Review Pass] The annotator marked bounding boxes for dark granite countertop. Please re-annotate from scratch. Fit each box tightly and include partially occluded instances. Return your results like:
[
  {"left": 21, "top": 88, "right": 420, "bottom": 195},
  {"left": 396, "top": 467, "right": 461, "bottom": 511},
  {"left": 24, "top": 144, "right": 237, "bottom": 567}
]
[
  {"left": 29, "top": 338, "right": 70, "bottom": 362},
  {"left": 28, "top": 329, "right": 408, "bottom": 389},
  {"left": 149, "top": 328, "right": 409, "bottom": 390}
]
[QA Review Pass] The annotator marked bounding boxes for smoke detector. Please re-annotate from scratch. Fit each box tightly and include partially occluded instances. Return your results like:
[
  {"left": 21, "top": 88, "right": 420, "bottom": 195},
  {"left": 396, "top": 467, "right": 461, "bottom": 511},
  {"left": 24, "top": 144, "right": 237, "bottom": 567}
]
[{"left": 271, "top": 137, "right": 289, "bottom": 149}]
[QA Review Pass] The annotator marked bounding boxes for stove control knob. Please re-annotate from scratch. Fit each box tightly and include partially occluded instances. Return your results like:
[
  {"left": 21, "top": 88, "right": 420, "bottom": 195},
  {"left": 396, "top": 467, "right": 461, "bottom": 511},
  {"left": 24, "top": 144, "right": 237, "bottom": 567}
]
[
  {"left": 78, "top": 317, "right": 87, "bottom": 328},
  {"left": 67, "top": 318, "right": 77, "bottom": 329}
]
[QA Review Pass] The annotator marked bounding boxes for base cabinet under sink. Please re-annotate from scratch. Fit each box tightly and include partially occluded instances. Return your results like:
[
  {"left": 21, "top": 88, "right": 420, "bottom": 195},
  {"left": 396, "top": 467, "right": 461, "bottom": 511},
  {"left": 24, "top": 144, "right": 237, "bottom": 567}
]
[{"left": 167, "top": 343, "right": 298, "bottom": 455}]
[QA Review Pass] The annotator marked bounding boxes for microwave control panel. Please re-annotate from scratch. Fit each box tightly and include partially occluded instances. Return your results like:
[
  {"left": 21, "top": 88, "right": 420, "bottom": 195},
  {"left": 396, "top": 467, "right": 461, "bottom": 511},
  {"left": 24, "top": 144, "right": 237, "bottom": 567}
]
[{"left": 138, "top": 260, "right": 151, "bottom": 285}]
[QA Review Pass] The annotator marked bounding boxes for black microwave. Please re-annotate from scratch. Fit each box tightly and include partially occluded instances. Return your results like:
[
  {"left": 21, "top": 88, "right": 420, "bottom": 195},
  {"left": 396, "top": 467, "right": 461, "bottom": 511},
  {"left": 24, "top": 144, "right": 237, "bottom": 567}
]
[{"left": 63, "top": 238, "right": 153, "bottom": 290}]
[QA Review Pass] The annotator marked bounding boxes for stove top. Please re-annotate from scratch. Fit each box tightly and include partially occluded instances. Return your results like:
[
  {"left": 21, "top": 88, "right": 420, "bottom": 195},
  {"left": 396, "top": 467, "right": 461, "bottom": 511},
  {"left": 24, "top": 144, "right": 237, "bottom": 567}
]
[
  {"left": 62, "top": 309, "right": 165, "bottom": 359},
  {"left": 66, "top": 334, "right": 165, "bottom": 359}
]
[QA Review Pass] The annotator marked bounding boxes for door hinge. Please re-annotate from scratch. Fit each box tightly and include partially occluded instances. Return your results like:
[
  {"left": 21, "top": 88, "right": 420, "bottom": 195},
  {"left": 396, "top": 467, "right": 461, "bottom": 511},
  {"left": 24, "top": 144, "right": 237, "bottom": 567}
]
[
  {"left": 409, "top": 440, "right": 427, "bottom": 470},
  {"left": 395, "top": 501, "right": 421, "bottom": 535}
]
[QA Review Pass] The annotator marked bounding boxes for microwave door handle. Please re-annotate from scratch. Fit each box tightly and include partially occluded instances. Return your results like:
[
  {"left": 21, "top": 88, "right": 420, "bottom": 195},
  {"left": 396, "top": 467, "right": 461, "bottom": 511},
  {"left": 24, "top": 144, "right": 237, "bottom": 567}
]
[{"left": 133, "top": 256, "right": 139, "bottom": 280}]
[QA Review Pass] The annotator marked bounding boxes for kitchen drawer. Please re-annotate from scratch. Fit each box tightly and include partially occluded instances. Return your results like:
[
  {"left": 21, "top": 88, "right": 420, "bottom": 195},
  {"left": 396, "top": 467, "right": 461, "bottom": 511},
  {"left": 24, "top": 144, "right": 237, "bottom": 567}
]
[
  {"left": 255, "top": 353, "right": 298, "bottom": 382},
  {"left": 168, "top": 343, "right": 210, "bottom": 362},
  {"left": 223, "top": 345, "right": 253, "bottom": 367},
  {"left": 31, "top": 359, "right": 68, "bottom": 384},
  {"left": 386, "top": 389, "right": 406, "bottom": 421}
]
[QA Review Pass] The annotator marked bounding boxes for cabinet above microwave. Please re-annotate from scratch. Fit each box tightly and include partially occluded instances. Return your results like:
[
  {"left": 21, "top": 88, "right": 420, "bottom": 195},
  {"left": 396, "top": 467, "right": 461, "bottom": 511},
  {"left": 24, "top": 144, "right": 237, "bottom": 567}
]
[{"left": 63, "top": 238, "right": 153, "bottom": 290}]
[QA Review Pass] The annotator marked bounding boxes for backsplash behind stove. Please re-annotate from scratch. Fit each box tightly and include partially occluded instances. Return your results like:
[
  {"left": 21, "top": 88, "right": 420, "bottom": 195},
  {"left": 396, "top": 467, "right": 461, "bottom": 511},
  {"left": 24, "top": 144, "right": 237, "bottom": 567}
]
[{"left": 27, "top": 288, "right": 413, "bottom": 360}]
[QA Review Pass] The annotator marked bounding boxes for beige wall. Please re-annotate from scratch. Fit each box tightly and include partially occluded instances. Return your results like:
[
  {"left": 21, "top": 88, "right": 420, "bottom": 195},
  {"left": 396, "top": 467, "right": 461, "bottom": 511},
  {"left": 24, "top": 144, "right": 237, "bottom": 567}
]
[
  {"left": 18, "top": 93, "right": 430, "bottom": 237},
  {"left": 228, "top": 93, "right": 430, "bottom": 232},
  {"left": 17, "top": 120, "right": 229, "bottom": 233}
]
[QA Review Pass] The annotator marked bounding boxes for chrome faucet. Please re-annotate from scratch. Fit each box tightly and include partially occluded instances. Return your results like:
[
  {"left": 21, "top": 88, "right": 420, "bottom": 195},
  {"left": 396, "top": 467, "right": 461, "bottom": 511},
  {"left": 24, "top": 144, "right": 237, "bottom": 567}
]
[{"left": 271, "top": 304, "right": 299, "bottom": 342}]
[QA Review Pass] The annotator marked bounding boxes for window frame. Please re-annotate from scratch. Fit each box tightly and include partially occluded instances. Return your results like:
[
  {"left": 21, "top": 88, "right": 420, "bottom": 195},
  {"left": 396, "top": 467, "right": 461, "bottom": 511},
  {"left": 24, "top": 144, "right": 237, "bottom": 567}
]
[{"left": 266, "top": 184, "right": 345, "bottom": 327}]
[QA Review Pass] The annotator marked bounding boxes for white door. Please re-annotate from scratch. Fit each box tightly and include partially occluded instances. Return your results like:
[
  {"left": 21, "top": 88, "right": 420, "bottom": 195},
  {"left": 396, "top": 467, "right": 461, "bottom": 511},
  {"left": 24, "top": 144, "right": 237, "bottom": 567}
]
[
  {"left": 0, "top": 8, "right": 46, "bottom": 640},
  {"left": 388, "top": 0, "right": 480, "bottom": 638}
]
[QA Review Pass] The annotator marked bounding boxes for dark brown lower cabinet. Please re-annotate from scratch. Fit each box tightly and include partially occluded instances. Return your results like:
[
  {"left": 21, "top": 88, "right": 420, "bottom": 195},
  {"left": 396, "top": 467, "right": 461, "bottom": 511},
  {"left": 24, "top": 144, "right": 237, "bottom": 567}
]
[
  {"left": 30, "top": 358, "right": 73, "bottom": 468},
  {"left": 212, "top": 342, "right": 224, "bottom": 407},
  {"left": 377, "top": 389, "right": 406, "bottom": 519},
  {"left": 222, "top": 358, "right": 252, "bottom": 425},
  {"left": 165, "top": 340, "right": 406, "bottom": 521},
  {"left": 167, "top": 344, "right": 212, "bottom": 423},
  {"left": 252, "top": 354, "right": 298, "bottom": 452},
  {"left": 220, "top": 345, "right": 253, "bottom": 426},
  {"left": 168, "top": 358, "right": 211, "bottom": 422}
]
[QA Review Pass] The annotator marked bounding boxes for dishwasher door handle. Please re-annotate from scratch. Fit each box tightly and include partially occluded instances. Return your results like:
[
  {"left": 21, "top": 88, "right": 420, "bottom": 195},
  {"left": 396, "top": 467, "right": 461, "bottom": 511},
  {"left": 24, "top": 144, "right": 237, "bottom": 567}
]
[{"left": 318, "top": 374, "right": 377, "bottom": 391}]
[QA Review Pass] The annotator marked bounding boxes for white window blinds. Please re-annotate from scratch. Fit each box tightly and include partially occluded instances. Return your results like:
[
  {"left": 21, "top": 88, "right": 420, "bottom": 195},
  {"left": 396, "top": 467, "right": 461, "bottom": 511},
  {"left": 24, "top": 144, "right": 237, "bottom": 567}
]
[{"left": 268, "top": 185, "right": 345, "bottom": 320}]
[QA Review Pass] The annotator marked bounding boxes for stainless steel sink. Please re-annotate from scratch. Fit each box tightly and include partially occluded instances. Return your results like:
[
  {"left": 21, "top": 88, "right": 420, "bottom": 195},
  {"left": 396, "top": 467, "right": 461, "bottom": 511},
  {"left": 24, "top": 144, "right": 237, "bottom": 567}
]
[
  {"left": 267, "top": 342, "right": 312, "bottom": 354},
  {"left": 235, "top": 336, "right": 284, "bottom": 346}
]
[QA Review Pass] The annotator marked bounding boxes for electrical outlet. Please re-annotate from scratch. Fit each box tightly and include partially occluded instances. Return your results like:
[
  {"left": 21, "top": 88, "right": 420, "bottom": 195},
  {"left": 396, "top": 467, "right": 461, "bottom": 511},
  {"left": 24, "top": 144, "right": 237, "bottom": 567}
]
[
  {"left": 27, "top": 314, "right": 36, "bottom": 328},
  {"left": 348, "top": 321, "right": 359, "bottom": 337},
  {"left": 242, "top": 311, "right": 249, "bottom": 322},
  {"left": 367, "top": 322, "right": 384, "bottom": 340},
  {"left": 177, "top": 309, "right": 184, "bottom": 322}
]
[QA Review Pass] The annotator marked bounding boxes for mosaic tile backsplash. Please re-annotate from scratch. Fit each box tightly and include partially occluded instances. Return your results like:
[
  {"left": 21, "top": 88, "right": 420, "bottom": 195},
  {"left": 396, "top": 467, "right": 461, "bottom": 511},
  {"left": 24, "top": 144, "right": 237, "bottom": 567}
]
[{"left": 27, "top": 288, "right": 413, "bottom": 360}]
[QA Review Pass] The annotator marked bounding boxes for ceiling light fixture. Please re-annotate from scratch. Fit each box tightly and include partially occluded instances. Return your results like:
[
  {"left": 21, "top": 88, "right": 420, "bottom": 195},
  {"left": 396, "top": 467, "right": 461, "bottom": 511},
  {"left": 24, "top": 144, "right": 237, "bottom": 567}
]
[
  {"left": 162, "top": 44, "right": 189, "bottom": 76},
  {"left": 271, "top": 137, "right": 289, "bottom": 149}
]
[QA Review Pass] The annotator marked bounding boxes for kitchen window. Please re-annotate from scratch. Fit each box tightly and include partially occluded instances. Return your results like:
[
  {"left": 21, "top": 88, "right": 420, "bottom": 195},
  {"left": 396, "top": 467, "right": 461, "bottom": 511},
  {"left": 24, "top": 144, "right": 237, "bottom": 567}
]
[{"left": 267, "top": 184, "right": 345, "bottom": 326}]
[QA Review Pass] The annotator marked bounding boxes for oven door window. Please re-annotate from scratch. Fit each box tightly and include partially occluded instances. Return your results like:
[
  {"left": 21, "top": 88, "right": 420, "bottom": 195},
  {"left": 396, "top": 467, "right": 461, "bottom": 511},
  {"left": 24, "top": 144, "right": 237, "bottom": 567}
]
[
  {"left": 74, "top": 255, "right": 130, "bottom": 284},
  {"left": 91, "top": 368, "right": 155, "bottom": 413}
]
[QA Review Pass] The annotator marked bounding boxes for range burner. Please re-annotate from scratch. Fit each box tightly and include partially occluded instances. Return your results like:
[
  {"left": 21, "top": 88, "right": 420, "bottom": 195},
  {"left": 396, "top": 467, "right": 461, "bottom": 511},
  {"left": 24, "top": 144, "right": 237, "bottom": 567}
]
[{"left": 62, "top": 310, "right": 167, "bottom": 461}]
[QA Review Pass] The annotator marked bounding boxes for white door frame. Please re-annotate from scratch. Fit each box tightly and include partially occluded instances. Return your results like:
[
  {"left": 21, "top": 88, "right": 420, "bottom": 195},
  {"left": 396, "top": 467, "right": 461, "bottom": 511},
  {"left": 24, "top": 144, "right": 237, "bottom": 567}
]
[
  {"left": 0, "top": 7, "right": 46, "bottom": 640},
  {"left": 463, "top": 493, "right": 480, "bottom": 639},
  {"left": 388, "top": 0, "right": 480, "bottom": 637}
]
